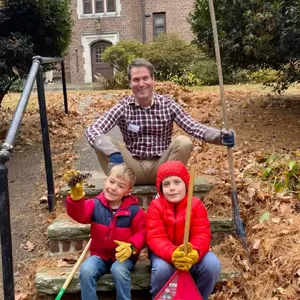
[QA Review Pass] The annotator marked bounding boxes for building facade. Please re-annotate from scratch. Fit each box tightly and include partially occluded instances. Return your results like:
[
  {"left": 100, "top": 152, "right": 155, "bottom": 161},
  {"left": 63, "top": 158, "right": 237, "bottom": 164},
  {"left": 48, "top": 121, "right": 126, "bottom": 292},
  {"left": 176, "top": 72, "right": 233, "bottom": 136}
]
[{"left": 64, "top": 0, "right": 195, "bottom": 83}]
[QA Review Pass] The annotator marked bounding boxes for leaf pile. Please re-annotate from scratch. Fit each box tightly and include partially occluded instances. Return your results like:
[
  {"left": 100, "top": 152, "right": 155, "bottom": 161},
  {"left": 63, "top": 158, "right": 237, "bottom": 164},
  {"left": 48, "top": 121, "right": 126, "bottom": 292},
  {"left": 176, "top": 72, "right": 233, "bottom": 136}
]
[{"left": 2, "top": 83, "right": 300, "bottom": 299}]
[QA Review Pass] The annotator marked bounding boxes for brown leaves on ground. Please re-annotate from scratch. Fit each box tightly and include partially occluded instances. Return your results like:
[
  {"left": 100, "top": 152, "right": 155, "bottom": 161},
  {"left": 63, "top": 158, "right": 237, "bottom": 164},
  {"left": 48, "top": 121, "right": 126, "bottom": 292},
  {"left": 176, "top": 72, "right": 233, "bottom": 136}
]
[{"left": 3, "top": 84, "right": 300, "bottom": 299}]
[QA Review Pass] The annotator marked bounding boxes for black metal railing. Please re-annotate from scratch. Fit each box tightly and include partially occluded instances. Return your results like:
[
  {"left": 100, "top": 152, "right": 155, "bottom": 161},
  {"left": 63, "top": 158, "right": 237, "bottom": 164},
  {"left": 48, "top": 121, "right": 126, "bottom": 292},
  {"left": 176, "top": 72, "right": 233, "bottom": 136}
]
[{"left": 0, "top": 56, "right": 68, "bottom": 300}]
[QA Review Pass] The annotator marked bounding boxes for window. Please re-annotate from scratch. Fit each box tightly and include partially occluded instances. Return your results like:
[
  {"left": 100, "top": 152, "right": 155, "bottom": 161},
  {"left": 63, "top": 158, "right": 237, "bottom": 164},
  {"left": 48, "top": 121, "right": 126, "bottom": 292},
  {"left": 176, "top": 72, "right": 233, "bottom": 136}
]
[
  {"left": 153, "top": 13, "right": 166, "bottom": 38},
  {"left": 95, "top": 0, "right": 104, "bottom": 13},
  {"left": 81, "top": 0, "right": 116, "bottom": 15},
  {"left": 107, "top": 0, "right": 115, "bottom": 12},
  {"left": 83, "top": 0, "right": 92, "bottom": 14}
]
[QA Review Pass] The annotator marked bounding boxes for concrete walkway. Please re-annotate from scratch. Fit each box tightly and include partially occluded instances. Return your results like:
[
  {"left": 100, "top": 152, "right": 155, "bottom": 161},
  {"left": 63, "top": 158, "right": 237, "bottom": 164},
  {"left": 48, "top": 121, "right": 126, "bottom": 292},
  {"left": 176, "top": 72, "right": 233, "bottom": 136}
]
[
  {"left": 43, "top": 82, "right": 112, "bottom": 91},
  {"left": 73, "top": 96, "right": 124, "bottom": 186}
]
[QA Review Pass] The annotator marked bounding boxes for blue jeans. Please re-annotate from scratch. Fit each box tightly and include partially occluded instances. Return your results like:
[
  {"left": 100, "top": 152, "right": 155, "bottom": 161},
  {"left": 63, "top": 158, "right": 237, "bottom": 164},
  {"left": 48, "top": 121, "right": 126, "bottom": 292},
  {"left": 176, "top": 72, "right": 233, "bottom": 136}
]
[
  {"left": 80, "top": 255, "right": 135, "bottom": 300},
  {"left": 150, "top": 252, "right": 221, "bottom": 300}
]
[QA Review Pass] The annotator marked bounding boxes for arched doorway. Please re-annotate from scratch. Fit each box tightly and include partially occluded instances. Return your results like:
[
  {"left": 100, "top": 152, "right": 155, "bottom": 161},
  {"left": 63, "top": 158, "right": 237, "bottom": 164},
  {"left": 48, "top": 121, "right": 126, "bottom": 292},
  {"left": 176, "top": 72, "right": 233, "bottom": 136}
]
[{"left": 91, "top": 41, "right": 113, "bottom": 82}]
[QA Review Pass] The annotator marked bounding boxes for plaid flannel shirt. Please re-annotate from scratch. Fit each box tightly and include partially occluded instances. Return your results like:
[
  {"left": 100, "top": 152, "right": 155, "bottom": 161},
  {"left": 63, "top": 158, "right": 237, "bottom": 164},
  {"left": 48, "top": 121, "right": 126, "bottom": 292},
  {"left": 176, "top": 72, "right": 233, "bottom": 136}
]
[{"left": 85, "top": 93, "right": 209, "bottom": 158}]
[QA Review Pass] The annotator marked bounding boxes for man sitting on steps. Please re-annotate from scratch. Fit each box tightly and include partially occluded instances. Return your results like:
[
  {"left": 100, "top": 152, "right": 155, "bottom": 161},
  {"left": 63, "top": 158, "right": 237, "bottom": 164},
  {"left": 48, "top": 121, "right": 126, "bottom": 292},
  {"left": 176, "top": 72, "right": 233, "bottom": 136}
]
[{"left": 85, "top": 58, "right": 235, "bottom": 185}]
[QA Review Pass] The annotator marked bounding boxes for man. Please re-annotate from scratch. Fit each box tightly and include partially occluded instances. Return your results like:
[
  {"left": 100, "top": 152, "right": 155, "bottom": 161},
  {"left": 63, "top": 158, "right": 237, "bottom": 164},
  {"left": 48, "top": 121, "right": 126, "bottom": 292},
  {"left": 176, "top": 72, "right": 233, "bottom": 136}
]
[{"left": 85, "top": 58, "right": 235, "bottom": 185}]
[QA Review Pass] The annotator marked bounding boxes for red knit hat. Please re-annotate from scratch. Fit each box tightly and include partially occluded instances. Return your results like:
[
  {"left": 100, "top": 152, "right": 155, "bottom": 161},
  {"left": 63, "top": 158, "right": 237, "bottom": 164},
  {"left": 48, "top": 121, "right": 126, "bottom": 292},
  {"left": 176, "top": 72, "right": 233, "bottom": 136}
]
[{"left": 156, "top": 161, "right": 190, "bottom": 197}]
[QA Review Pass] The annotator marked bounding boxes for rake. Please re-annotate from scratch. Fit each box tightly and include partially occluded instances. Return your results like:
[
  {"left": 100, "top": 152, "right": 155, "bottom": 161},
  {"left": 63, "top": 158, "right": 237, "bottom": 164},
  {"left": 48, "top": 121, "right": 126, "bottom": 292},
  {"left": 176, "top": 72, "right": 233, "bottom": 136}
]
[
  {"left": 154, "top": 165, "right": 203, "bottom": 300},
  {"left": 208, "top": 0, "right": 251, "bottom": 264},
  {"left": 55, "top": 238, "right": 91, "bottom": 300}
]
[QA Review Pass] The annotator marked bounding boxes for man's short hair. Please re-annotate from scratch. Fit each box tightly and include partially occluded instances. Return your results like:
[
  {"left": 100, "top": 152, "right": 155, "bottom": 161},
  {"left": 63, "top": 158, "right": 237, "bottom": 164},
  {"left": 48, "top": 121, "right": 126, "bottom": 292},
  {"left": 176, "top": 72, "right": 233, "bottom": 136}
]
[
  {"left": 108, "top": 164, "right": 136, "bottom": 187},
  {"left": 127, "top": 58, "right": 154, "bottom": 81}
]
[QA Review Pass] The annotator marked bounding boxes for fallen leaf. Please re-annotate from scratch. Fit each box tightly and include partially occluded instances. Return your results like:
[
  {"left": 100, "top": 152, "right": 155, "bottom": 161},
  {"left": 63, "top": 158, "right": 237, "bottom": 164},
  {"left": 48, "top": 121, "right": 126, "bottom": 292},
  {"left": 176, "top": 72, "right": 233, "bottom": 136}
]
[
  {"left": 294, "top": 267, "right": 300, "bottom": 277},
  {"left": 57, "top": 259, "right": 69, "bottom": 268},
  {"left": 262, "top": 239, "right": 272, "bottom": 255},
  {"left": 259, "top": 211, "right": 271, "bottom": 223},
  {"left": 252, "top": 239, "right": 261, "bottom": 250},
  {"left": 22, "top": 241, "right": 35, "bottom": 252},
  {"left": 271, "top": 217, "right": 280, "bottom": 224},
  {"left": 15, "top": 293, "right": 27, "bottom": 300},
  {"left": 252, "top": 223, "right": 265, "bottom": 230}
]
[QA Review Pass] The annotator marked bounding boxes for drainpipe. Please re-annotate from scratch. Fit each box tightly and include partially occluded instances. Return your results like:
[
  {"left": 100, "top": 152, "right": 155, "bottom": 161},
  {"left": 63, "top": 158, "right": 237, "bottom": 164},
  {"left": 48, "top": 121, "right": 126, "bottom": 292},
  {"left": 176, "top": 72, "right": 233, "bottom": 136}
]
[{"left": 141, "top": 0, "right": 146, "bottom": 43}]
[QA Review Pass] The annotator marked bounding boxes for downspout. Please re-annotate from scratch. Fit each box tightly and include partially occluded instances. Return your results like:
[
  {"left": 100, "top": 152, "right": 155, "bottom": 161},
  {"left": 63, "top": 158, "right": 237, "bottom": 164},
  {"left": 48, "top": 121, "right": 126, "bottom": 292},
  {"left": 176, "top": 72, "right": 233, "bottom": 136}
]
[{"left": 141, "top": 0, "right": 146, "bottom": 43}]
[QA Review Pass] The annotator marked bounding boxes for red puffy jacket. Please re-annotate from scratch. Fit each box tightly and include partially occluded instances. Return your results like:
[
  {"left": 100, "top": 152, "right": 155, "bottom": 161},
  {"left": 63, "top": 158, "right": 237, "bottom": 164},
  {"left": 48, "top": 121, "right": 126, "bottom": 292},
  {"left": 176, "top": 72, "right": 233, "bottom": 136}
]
[
  {"left": 146, "top": 161, "right": 211, "bottom": 263},
  {"left": 67, "top": 192, "right": 146, "bottom": 261}
]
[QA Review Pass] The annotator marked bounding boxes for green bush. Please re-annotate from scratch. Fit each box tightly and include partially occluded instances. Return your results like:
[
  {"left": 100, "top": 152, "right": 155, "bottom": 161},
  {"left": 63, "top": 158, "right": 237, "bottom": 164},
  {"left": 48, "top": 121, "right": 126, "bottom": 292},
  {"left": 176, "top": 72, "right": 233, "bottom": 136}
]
[
  {"left": 112, "top": 71, "right": 129, "bottom": 89},
  {"left": 9, "top": 78, "right": 25, "bottom": 92},
  {"left": 249, "top": 68, "right": 281, "bottom": 84},
  {"left": 260, "top": 154, "right": 300, "bottom": 196},
  {"left": 143, "top": 34, "right": 199, "bottom": 81},
  {"left": 101, "top": 40, "right": 144, "bottom": 74},
  {"left": 189, "top": 59, "right": 219, "bottom": 85},
  {"left": 169, "top": 72, "right": 202, "bottom": 87}
]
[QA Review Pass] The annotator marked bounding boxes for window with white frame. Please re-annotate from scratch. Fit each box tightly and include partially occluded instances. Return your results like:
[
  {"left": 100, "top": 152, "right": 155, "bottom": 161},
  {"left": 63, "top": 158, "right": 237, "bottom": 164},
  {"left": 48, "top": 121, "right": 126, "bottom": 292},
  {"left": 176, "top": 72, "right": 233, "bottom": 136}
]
[
  {"left": 153, "top": 12, "right": 166, "bottom": 38},
  {"left": 80, "top": 0, "right": 119, "bottom": 16}
]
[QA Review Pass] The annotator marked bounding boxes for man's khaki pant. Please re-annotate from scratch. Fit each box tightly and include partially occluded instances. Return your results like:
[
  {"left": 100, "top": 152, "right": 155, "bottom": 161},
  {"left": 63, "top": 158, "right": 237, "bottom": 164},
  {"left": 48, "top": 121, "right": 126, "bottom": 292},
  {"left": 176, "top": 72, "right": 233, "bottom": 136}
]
[{"left": 95, "top": 135, "right": 193, "bottom": 185}]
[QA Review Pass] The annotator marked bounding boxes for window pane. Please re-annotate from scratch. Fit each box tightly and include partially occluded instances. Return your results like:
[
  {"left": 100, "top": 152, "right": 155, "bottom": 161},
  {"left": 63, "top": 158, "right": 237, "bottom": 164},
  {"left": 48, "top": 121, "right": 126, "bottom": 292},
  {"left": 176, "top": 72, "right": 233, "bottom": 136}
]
[
  {"left": 95, "top": 47, "right": 102, "bottom": 63},
  {"left": 83, "top": 0, "right": 92, "bottom": 14},
  {"left": 107, "top": 0, "right": 115, "bottom": 12},
  {"left": 153, "top": 13, "right": 166, "bottom": 38},
  {"left": 154, "top": 15, "right": 165, "bottom": 26},
  {"left": 95, "top": 0, "right": 103, "bottom": 12}
]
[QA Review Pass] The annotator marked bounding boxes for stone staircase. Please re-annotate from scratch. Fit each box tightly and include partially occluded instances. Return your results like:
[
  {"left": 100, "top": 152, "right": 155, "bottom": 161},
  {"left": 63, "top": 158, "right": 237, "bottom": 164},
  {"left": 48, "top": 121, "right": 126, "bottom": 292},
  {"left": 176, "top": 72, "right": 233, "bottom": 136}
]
[{"left": 35, "top": 176, "right": 241, "bottom": 299}]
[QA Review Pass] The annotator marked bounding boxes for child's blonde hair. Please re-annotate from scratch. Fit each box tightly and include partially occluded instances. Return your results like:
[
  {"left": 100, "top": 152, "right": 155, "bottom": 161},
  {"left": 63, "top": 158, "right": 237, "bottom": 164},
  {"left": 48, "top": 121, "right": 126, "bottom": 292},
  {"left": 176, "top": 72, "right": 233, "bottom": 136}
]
[{"left": 108, "top": 164, "right": 136, "bottom": 187}]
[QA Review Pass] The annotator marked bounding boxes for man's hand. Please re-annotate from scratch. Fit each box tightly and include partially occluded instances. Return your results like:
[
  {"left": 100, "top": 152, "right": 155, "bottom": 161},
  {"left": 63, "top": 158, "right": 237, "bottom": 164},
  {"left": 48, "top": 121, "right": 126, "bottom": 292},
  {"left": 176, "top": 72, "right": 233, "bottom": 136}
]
[
  {"left": 64, "top": 170, "right": 85, "bottom": 201},
  {"left": 108, "top": 152, "right": 124, "bottom": 170},
  {"left": 172, "top": 246, "right": 193, "bottom": 271},
  {"left": 220, "top": 128, "right": 235, "bottom": 147},
  {"left": 114, "top": 240, "right": 134, "bottom": 262}
]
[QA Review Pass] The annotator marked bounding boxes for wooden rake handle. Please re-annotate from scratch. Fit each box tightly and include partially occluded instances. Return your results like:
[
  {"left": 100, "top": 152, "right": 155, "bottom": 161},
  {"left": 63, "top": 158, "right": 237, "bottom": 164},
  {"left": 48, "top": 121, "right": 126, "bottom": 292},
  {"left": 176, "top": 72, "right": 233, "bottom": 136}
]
[
  {"left": 183, "top": 165, "right": 196, "bottom": 254},
  {"left": 55, "top": 238, "right": 91, "bottom": 300}
]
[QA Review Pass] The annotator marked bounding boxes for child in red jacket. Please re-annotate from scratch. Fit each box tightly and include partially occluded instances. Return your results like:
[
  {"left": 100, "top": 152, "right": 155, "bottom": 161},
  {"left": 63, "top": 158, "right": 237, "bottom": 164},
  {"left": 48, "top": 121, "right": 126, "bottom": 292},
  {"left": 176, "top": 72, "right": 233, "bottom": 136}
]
[
  {"left": 146, "top": 161, "right": 220, "bottom": 300},
  {"left": 65, "top": 164, "right": 146, "bottom": 300}
]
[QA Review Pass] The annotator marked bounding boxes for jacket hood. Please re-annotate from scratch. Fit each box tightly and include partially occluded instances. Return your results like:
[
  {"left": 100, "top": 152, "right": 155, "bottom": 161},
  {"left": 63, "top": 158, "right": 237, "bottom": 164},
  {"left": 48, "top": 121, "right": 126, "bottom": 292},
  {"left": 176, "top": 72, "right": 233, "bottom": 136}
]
[{"left": 156, "top": 161, "right": 190, "bottom": 199}]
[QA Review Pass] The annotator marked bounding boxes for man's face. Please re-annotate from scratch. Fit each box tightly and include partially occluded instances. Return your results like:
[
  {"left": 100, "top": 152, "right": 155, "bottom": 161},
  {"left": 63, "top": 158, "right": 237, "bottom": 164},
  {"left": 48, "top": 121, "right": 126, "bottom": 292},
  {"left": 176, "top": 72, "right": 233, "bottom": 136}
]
[
  {"left": 130, "top": 66, "right": 154, "bottom": 105},
  {"left": 162, "top": 176, "right": 187, "bottom": 203}
]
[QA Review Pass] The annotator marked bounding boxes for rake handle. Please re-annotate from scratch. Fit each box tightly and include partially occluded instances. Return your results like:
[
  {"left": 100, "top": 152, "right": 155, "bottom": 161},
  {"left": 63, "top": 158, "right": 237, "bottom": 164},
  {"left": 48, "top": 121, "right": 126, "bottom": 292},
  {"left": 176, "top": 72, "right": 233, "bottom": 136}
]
[
  {"left": 183, "top": 165, "right": 196, "bottom": 254},
  {"left": 55, "top": 238, "right": 91, "bottom": 300},
  {"left": 207, "top": 0, "right": 237, "bottom": 192}
]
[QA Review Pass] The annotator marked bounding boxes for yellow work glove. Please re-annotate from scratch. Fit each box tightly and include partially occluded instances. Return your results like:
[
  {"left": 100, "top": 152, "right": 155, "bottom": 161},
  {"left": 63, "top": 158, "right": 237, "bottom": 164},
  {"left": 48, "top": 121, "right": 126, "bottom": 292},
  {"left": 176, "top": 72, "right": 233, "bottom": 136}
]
[
  {"left": 114, "top": 240, "right": 135, "bottom": 262},
  {"left": 64, "top": 170, "right": 85, "bottom": 201},
  {"left": 171, "top": 246, "right": 193, "bottom": 271},
  {"left": 186, "top": 242, "right": 199, "bottom": 265}
]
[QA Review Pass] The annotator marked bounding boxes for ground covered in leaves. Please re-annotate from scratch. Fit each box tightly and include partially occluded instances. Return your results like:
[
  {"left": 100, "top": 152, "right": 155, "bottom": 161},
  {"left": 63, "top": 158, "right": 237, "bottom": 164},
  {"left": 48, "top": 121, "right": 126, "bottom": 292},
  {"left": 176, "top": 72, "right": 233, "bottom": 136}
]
[{"left": 1, "top": 82, "right": 300, "bottom": 299}]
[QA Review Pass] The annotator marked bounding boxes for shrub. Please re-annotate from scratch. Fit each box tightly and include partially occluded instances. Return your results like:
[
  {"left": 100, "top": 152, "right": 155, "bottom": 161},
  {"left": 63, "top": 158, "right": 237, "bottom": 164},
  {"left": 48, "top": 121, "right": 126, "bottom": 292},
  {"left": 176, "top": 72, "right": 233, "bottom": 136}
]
[
  {"left": 101, "top": 40, "right": 144, "bottom": 74},
  {"left": 143, "top": 34, "right": 199, "bottom": 81},
  {"left": 189, "top": 59, "right": 219, "bottom": 85},
  {"left": 260, "top": 154, "right": 300, "bottom": 196},
  {"left": 9, "top": 78, "right": 26, "bottom": 92},
  {"left": 169, "top": 71, "right": 202, "bottom": 87},
  {"left": 249, "top": 68, "right": 281, "bottom": 84}
]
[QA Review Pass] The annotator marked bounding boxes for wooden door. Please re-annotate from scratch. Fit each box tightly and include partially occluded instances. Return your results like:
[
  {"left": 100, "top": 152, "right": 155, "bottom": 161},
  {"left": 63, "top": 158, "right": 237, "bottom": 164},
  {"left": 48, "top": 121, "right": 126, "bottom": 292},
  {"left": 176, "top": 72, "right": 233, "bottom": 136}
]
[{"left": 91, "top": 41, "right": 113, "bottom": 82}]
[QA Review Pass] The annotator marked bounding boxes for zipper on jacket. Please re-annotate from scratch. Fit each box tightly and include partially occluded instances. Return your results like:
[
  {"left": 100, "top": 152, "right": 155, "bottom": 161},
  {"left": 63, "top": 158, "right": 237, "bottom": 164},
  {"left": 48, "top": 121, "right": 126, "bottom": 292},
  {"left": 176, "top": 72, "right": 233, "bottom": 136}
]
[
  {"left": 107, "top": 210, "right": 114, "bottom": 239},
  {"left": 173, "top": 205, "right": 177, "bottom": 244}
]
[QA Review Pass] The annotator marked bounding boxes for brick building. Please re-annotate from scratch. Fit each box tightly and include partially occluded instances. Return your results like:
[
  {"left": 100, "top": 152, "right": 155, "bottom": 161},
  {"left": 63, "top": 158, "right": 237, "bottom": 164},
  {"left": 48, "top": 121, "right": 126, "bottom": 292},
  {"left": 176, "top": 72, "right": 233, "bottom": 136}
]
[{"left": 63, "top": 0, "right": 195, "bottom": 83}]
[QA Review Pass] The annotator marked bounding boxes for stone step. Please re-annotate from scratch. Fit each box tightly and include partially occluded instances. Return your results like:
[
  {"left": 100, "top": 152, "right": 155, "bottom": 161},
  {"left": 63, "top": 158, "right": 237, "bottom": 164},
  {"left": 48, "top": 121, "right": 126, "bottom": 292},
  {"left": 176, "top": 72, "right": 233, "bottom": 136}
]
[
  {"left": 59, "top": 172, "right": 215, "bottom": 209},
  {"left": 35, "top": 257, "right": 242, "bottom": 299},
  {"left": 47, "top": 215, "right": 235, "bottom": 256}
]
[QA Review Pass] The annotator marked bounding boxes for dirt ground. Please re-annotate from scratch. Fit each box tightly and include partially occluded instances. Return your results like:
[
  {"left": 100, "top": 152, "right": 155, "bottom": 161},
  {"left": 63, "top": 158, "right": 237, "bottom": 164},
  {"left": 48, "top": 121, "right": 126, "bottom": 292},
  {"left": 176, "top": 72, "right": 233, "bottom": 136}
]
[{"left": 1, "top": 83, "right": 300, "bottom": 299}]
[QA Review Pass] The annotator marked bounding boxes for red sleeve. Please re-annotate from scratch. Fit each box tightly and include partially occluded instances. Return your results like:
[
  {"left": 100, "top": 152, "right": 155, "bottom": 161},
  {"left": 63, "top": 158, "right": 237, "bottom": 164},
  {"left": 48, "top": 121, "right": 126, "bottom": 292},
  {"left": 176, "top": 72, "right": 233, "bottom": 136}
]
[
  {"left": 128, "top": 208, "right": 146, "bottom": 253},
  {"left": 146, "top": 201, "right": 177, "bottom": 263},
  {"left": 190, "top": 198, "right": 211, "bottom": 261},
  {"left": 66, "top": 195, "right": 95, "bottom": 224}
]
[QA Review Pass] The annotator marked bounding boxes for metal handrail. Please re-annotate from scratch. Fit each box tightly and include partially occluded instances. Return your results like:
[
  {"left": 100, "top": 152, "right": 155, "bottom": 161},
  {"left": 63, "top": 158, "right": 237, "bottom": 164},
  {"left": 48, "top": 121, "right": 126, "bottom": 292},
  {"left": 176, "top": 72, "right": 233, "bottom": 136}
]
[{"left": 0, "top": 56, "right": 68, "bottom": 300}]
